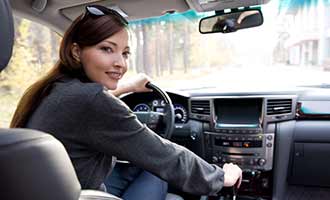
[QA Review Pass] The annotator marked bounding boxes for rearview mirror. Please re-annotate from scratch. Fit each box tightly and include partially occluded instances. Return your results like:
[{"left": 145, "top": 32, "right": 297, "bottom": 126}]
[{"left": 199, "top": 8, "right": 263, "bottom": 34}]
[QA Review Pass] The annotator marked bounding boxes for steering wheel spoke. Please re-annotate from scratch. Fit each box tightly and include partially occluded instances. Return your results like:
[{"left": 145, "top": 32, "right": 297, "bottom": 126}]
[{"left": 134, "top": 111, "right": 164, "bottom": 125}]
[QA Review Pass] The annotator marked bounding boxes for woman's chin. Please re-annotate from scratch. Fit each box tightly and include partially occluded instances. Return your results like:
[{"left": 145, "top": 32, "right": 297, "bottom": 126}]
[{"left": 105, "top": 82, "right": 118, "bottom": 90}]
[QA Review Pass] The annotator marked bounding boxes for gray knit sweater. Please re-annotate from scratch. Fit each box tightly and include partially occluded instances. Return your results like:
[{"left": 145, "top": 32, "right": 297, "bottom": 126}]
[{"left": 26, "top": 77, "right": 224, "bottom": 196}]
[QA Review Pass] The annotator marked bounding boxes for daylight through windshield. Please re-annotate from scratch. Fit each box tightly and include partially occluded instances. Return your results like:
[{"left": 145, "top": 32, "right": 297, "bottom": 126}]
[{"left": 122, "top": 0, "right": 330, "bottom": 89}]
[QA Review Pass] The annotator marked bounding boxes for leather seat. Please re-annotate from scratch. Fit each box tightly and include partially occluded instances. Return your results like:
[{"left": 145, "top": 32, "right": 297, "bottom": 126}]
[{"left": 0, "top": 129, "right": 121, "bottom": 200}]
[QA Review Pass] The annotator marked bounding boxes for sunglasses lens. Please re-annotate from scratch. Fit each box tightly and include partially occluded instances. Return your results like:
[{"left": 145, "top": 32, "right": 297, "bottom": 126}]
[
  {"left": 83, "top": 5, "right": 128, "bottom": 25},
  {"left": 86, "top": 6, "right": 105, "bottom": 16}
]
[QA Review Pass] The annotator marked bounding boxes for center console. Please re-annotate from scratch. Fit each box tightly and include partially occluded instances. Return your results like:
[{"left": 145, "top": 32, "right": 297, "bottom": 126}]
[
  {"left": 208, "top": 98, "right": 274, "bottom": 170},
  {"left": 196, "top": 97, "right": 275, "bottom": 199}
]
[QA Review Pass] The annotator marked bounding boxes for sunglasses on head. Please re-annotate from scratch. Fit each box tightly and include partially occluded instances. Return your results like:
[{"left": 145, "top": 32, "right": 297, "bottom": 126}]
[{"left": 81, "top": 5, "right": 128, "bottom": 25}]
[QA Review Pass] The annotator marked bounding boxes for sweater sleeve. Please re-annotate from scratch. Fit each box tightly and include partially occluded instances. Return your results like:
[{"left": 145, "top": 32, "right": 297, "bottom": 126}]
[{"left": 85, "top": 88, "right": 224, "bottom": 196}]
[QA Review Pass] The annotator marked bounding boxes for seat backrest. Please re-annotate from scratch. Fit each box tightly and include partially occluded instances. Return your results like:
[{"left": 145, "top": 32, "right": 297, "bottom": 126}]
[
  {"left": 0, "top": 0, "right": 14, "bottom": 72},
  {"left": 0, "top": 129, "right": 82, "bottom": 200}
]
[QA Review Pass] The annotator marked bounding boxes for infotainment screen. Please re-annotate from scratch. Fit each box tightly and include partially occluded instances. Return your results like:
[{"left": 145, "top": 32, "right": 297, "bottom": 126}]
[{"left": 214, "top": 98, "right": 262, "bottom": 128}]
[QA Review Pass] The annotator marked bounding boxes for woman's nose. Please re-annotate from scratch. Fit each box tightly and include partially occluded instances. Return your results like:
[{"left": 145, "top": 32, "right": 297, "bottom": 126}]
[{"left": 113, "top": 54, "right": 125, "bottom": 68}]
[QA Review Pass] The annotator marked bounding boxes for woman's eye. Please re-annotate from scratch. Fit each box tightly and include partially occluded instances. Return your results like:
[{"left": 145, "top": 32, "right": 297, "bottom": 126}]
[
  {"left": 101, "top": 47, "right": 113, "bottom": 53},
  {"left": 123, "top": 51, "right": 131, "bottom": 59}
]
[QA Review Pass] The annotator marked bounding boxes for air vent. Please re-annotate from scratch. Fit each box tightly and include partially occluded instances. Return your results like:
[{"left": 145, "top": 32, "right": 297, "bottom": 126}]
[
  {"left": 267, "top": 99, "right": 292, "bottom": 115},
  {"left": 191, "top": 100, "right": 210, "bottom": 115}
]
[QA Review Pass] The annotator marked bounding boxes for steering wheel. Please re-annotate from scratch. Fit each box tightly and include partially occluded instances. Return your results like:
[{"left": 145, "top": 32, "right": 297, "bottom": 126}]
[{"left": 133, "top": 82, "right": 175, "bottom": 139}]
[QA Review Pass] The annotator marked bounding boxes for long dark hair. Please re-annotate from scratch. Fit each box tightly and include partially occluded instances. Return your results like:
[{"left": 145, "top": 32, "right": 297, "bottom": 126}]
[{"left": 10, "top": 5, "right": 128, "bottom": 128}]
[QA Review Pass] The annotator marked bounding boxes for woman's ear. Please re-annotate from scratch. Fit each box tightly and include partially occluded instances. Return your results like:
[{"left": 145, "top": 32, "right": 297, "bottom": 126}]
[{"left": 71, "top": 43, "right": 81, "bottom": 62}]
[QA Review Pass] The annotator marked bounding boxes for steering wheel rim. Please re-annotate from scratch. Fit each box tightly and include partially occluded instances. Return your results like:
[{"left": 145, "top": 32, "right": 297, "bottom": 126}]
[{"left": 144, "top": 82, "right": 175, "bottom": 139}]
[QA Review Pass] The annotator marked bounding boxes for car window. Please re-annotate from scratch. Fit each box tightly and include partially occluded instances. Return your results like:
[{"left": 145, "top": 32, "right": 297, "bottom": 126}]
[{"left": 0, "top": 16, "right": 61, "bottom": 127}]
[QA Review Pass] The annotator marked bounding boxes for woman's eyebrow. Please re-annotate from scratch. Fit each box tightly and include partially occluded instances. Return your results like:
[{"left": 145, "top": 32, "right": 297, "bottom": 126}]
[
  {"left": 104, "top": 40, "right": 129, "bottom": 50},
  {"left": 104, "top": 41, "right": 117, "bottom": 47}
]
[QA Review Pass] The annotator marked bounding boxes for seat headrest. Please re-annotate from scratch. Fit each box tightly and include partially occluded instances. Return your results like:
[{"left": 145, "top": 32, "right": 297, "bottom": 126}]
[
  {"left": 0, "top": 128, "right": 81, "bottom": 200},
  {"left": 0, "top": 0, "right": 14, "bottom": 72}
]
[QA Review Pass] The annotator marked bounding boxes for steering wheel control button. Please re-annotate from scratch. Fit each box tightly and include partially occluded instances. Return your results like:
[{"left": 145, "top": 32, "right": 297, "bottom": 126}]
[{"left": 152, "top": 100, "right": 158, "bottom": 106}]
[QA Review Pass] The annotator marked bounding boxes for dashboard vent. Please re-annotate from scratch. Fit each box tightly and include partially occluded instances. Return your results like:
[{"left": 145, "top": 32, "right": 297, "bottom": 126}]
[
  {"left": 191, "top": 100, "right": 210, "bottom": 115},
  {"left": 267, "top": 99, "right": 292, "bottom": 115}
]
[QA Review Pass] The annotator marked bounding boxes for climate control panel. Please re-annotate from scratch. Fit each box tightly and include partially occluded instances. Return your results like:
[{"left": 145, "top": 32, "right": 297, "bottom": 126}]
[{"left": 204, "top": 131, "right": 274, "bottom": 171}]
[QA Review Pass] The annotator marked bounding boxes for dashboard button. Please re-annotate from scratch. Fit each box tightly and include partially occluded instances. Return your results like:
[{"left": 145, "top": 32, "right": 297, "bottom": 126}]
[
  {"left": 256, "top": 135, "right": 263, "bottom": 140},
  {"left": 258, "top": 158, "right": 266, "bottom": 166},
  {"left": 222, "top": 141, "right": 230, "bottom": 146},
  {"left": 266, "top": 143, "right": 273, "bottom": 148},
  {"left": 267, "top": 135, "right": 273, "bottom": 140},
  {"left": 220, "top": 136, "right": 227, "bottom": 140},
  {"left": 212, "top": 156, "right": 218, "bottom": 163}
]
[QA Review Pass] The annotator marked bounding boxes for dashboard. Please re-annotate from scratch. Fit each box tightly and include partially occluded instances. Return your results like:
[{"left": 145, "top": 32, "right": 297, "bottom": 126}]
[
  {"left": 122, "top": 92, "right": 190, "bottom": 125},
  {"left": 120, "top": 86, "right": 330, "bottom": 199},
  {"left": 132, "top": 100, "right": 188, "bottom": 124}
]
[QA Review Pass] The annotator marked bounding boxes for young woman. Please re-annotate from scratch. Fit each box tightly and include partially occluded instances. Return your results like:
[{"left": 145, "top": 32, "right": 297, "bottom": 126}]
[{"left": 11, "top": 5, "right": 242, "bottom": 200}]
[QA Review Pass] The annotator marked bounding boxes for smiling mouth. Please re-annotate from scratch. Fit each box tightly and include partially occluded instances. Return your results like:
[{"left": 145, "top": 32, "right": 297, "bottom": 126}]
[{"left": 106, "top": 72, "right": 122, "bottom": 80}]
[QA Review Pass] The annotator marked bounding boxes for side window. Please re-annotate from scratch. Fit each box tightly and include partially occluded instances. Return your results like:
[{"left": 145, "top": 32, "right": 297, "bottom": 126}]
[{"left": 0, "top": 16, "right": 61, "bottom": 127}]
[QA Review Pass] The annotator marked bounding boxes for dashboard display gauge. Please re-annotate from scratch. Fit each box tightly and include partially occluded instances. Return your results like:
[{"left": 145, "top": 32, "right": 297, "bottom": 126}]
[
  {"left": 174, "top": 104, "right": 188, "bottom": 123},
  {"left": 133, "top": 103, "right": 151, "bottom": 112}
]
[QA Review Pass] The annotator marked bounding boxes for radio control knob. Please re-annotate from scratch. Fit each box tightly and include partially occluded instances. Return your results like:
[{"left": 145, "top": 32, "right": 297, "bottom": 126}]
[
  {"left": 212, "top": 156, "right": 218, "bottom": 163},
  {"left": 258, "top": 158, "right": 266, "bottom": 166},
  {"left": 267, "top": 135, "right": 273, "bottom": 140}
]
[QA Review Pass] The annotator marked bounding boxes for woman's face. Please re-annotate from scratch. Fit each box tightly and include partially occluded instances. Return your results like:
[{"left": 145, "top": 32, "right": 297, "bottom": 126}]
[{"left": 78, "top": 29, "right": 130, "bottom": 90}]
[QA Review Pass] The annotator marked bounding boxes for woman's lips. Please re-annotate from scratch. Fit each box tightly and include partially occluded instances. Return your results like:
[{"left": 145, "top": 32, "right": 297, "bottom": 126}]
[{"left": 106, "top": 72, "right": 122, "bottom": 80}]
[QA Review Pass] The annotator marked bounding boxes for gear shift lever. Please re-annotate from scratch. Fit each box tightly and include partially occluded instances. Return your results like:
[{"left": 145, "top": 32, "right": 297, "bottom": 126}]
[
  {"left": 216, "top": 185, "right": 238, "bottom": 200},
  {"left": 232, "top": 185, "right": 237, "bottom": 200}
]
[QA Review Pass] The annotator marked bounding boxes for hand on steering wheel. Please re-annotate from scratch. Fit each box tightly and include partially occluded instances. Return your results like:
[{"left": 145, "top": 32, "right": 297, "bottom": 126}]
[{"left": 133, "top": 82, "right": 175, "bottom": 139}]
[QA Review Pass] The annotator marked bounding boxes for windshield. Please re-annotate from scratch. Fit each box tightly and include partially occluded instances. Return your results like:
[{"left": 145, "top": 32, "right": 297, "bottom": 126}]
[{"left": 122, "top": 0, "right": 330, "bottom": 90}]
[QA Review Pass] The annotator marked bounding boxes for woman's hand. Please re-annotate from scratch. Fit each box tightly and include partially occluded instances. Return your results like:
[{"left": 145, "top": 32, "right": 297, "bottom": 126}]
[
  {"left": 126, "top": 73, "right": 153, "bottom": 93},
  {"left": 112, "top": 73, "right": 153, "bottom": 97},
  {"left": 223, "top": 163, "right": 243, "bottom": 188}
]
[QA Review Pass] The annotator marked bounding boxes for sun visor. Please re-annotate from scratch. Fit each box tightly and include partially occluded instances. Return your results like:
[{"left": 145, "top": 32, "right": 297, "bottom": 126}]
[{"left": 186, "top": 0, "right": 272, "bottom": 12}]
